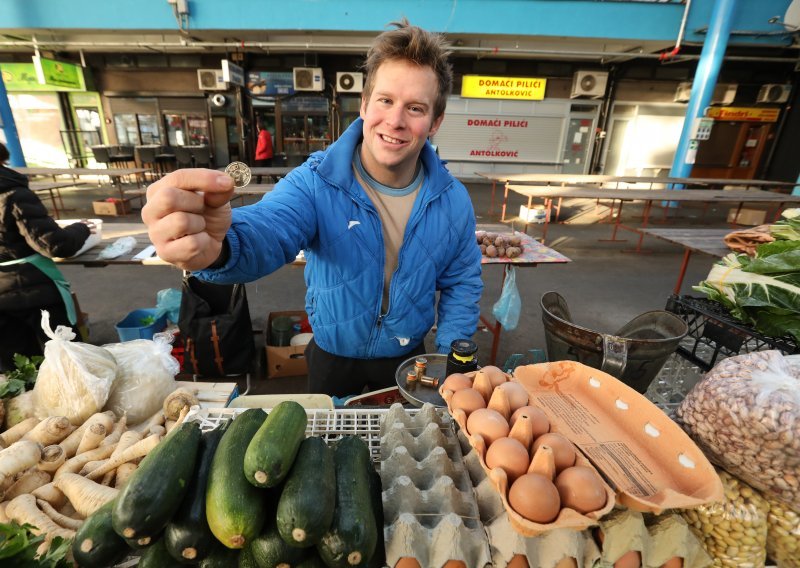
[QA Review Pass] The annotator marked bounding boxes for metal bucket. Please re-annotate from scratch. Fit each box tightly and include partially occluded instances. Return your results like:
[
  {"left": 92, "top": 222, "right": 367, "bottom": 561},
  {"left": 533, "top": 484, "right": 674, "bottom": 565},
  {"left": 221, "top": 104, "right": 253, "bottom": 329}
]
[{"left": 540, "top": 291, "right": 689, "bottom": 393}]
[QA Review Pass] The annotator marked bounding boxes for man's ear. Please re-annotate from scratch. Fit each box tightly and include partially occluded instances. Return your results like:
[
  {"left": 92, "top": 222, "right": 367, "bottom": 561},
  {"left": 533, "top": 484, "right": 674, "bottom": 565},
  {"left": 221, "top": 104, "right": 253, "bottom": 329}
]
[
  {"left": 428, "top": 113, "right": 445, "bottom": 137},
  {"left": 360, "top": 95, "right": 368, "bottom": 119}
]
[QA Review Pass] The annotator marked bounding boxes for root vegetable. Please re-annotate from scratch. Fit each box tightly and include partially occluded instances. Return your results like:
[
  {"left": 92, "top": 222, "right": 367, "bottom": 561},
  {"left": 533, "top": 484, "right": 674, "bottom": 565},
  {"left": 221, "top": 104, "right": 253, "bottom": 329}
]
[
  {"left": 86, "top": 434, "right": 160, "bottom": 481},
  {"left": 0, "top": 440, "right": 42, "bottom": 485},
  {"left": 59, "top": 412, "right": 115, "bottom": 458},
  {"left": 149, "top": 425, "right": 166, "bottom": 437},
  {"left": 37, "top": 498, "right": 83, "bottom": 530},
  {"left": 53, "top": 473, "right": 119, "bottom": 517},
  {"left": 79, "top": 460, "right": 107, "bottom": 477},
  {"left": 163, "top": 387, "right": 199, "bottom": 421},
  {"left": 76, "top": 422, "right": 107, "bottom": 455},
  {"left": 0, "top": 501, "right": 8, "bottom": 523},
  {"left": 6, "top": 494, "right": 75, "bottom": 541},
  {"left": 22, "top": 416, "right": 75, "bottom": 446},
  {"left": 55, "top": 443, "right": 116, "bottom": 480},
  {"left": 99, "top": 430, "right": 141, "bottom": 486},
  {"left": 132, "top": 410, "right": 165, "bottom": 434},
  {"left": 100, "top": 414, "right": 127, "bottom": 446},
  {"left": 31, "top": 482, "right": 66, "bottom": 509},
  {"left": 37, "top": 445, "right": 66, "bottom": 473},
  {"left": 4, "top": 469, "right": 51, "bottom": 501},
  {"left": 0, "top": 417, "right": 40, "bottom": 446},
  {"left": 114, "top": 463, "right": 137, "bottom": 489}
]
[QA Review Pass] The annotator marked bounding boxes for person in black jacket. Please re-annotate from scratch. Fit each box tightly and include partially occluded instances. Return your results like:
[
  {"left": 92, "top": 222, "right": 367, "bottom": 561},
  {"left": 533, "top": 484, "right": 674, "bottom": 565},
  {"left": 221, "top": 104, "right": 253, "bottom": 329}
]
[{"left": 0, "top": 143, "right": 95, "bottom": 370}]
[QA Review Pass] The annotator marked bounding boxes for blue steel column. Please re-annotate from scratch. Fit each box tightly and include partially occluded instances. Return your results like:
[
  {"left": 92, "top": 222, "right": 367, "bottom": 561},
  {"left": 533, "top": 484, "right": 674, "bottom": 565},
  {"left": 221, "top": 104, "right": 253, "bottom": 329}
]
[
  {"left": 669, "top": 0, "right": 737, "bottom": 182},
  {"left": 0, "top": 75, "right": 25, "bottom": 167}
]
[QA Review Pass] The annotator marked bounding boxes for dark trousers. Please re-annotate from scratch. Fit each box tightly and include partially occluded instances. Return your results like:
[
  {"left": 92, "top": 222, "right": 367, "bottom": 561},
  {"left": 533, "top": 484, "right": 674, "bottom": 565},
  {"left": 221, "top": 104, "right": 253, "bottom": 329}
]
[
  {"left": 0, "top": 302, "right": 69, "bottom": 371},
  {"left": 305, "top": 338, "right": 425, "bottom": 398},
  {"left": 254, "top": 158, "right": 272, "bottom": 183}
]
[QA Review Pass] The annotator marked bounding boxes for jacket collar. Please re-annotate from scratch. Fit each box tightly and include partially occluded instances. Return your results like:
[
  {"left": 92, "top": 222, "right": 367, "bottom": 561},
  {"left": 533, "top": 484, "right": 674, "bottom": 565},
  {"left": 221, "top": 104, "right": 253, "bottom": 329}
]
[
  {"left": 315, "top": 118, "right": 450, "bottom": 200},
  {"left": 0, "top": 166, "right": 29, "bottom": 193}
]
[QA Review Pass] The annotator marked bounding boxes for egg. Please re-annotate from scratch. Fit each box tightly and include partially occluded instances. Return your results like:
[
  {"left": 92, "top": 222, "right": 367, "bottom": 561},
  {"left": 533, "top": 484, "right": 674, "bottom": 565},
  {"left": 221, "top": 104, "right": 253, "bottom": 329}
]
[
  {"left": 440, "top": 373, "right": 473, "bottom": 395},
  {"left": 496, "top": 381, "right": 529, "bottom": 411},
  {"left": 555, "top": 466, "right": 607, "bottom": 513},
  {"left": 486, "top": 437, "right": 530, "bottom": 482},
  {"left": 442, "top": 562, "right": 467, "bottom": 568},
  {"left": 508, "top": 473, "right": 561, "bottom": 524},
  {"left": 449, "top": 388, "right": 486, "bottom": 415},
  {"left": 614, "top": 551, "right": 642, "bottom": 568},
  {"left": 466, "top": 408, "right": 509, "bottom": 446},
  {"left": 479, "top": 365, "right": 509, "bottom": 387},
  {"left": 394, "top": 559, "right": 421, "bottom": 568},
  {"left": 660, "top": 558, "right": 683, "bottom": 568},
  {"left": 533, "top": 432, "right": 576, "bottom": 472},
  {"left": 510, "top": 405, "right": 550, "bottom": 437},
  {"left": 507, "top": 555, "right": 530, "bottom": 568},
  {"left": 554, "top": 558, "right": 578, "bottom": 568}
]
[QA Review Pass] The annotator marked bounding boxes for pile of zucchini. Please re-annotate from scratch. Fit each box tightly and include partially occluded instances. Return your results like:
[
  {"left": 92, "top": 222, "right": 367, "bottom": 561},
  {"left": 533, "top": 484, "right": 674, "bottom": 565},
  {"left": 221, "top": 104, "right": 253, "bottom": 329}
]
[{"left": 70, "top": 401, "right": 383, "bottom": 567}]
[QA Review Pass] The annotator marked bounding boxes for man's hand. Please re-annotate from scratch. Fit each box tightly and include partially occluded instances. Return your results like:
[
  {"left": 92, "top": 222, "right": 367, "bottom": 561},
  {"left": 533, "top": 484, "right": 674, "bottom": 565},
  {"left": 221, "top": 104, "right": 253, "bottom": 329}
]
[{"left": 141, "top": 168, "right": 235, "bottom": 270}]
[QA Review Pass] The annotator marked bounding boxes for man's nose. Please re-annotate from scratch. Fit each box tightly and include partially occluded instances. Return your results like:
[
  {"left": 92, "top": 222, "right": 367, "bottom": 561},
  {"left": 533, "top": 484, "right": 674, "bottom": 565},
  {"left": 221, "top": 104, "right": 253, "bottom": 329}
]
[{"left": 384, "top": 106, "right": 405, "bottom": 129}]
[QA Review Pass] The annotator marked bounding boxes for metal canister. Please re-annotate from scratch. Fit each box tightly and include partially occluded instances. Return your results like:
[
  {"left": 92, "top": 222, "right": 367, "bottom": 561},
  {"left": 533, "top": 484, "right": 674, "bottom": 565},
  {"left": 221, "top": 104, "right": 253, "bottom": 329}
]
[
  {"left": 445, "top": 339, "right": 479, "bottom": 377},
  {"left": 414, "top": 357, "right": 428, "bottom": 381}
]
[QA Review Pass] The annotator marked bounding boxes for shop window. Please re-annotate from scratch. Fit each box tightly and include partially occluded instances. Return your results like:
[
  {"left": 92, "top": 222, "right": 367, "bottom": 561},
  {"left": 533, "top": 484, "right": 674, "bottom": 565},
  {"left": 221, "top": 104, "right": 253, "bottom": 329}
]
[
  {"left": 165, "top": 113, "right": 209, "bottom": 146},
  {"left": 114, "top": 113, "right": 161, "bottom": 146}
]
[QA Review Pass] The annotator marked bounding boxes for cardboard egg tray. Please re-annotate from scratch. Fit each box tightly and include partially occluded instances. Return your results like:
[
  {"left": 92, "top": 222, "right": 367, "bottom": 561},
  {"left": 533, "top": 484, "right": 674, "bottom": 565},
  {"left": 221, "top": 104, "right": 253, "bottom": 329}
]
[{"left": 380, "top": 403, "right": 492, "bottom": 568}]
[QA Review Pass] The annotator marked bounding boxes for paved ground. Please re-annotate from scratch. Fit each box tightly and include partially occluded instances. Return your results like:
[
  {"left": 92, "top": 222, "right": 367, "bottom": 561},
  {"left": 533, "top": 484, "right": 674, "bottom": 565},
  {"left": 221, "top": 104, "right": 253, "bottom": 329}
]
[{"left": 45, "top": 174, "right": 758, "bottom": 396}]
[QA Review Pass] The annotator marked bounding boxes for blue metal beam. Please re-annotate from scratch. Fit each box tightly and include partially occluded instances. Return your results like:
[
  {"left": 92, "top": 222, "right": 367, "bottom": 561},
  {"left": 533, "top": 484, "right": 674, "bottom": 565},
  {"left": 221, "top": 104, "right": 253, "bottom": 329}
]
[{"left": 0, "top": 76, "right": 25, "bottom": 167}]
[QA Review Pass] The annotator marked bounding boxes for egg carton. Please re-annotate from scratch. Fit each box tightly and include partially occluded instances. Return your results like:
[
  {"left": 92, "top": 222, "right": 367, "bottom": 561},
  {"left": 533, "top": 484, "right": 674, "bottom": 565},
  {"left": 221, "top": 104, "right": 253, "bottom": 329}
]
[
  {"left": 458, "top": 429, "right": 602, "bottom": 568},
  {"left": 380, "top": 403, "right": 492, "bottom": 568}
]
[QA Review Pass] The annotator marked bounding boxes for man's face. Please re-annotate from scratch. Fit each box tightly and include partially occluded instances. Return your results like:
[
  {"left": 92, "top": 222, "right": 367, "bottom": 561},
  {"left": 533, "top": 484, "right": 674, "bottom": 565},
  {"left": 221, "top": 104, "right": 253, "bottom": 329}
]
[{"left": 360, "top": 58, "right": 444, "bottom": 187}]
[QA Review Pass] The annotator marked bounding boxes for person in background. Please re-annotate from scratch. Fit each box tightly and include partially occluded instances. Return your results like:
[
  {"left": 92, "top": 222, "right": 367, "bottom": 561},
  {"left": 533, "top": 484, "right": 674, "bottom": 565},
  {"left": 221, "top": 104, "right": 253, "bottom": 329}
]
[
  {"left": 142, "top": 19, "right": 483, "bottom": 397},
  {"left": 255, "top": 121, "right": 273, "bottom": 167},
  {"left": 0, "top": 142, "right": 95, "bottom": 370}
]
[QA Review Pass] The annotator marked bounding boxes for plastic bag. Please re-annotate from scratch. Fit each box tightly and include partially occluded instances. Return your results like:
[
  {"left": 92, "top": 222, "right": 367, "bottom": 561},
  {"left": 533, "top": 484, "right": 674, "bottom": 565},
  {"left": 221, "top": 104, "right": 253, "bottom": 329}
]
[
  {"left": 492, "top": 265, "right": 521, "bottom": 331},
  {"left": 97, "top": 236, "right": 136, "bottom": 260},
  {"left": 765, "top": 490, "right": 800, "bottom": 568},
  {"left": 675, "top": 350, "right": 800, "bottom": 509},
  {"left": 33, "top": 310, "right": 117, "bottom": 425},
  {"left": 103, "top": 332, "right": 180, "bottom": 425},
  {"left": 156, "top": 288, "right": 182, "bottom": 324}
]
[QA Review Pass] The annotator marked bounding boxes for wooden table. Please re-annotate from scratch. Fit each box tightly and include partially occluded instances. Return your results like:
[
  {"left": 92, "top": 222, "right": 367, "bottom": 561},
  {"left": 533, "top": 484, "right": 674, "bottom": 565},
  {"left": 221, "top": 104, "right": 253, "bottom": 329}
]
[
  {"left": 125, "top": 184, "right": 276, "bottom": 207},
  {"left": 15, "top": 167, "right": 152, "bottom": 201},
  {"left": 30, "top": 180, "right": 85, "bottom": 219},
  {"left": 638, "top": 228, "right": 732, "bottom": 294}
]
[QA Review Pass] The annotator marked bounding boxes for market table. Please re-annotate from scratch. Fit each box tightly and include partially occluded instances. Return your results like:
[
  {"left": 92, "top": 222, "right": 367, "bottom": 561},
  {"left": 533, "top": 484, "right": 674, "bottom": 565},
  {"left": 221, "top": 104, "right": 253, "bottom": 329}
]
[
  {"left": 638, "top": 228, "right": 732, "bottom": 294},
  {"left": 30, "top": 180, "right": 86, "bottom": 219},
  {"left": 14, "top": 166, "right": 151, "bottom": 202},
  {"left": 125, "top": 184, "right": 276, "bottom": 208}
]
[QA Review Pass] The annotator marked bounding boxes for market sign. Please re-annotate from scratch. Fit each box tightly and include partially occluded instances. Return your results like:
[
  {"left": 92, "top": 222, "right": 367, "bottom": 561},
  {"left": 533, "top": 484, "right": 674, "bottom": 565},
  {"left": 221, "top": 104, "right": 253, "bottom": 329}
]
[
  {"left": 32, "top": 56, "right": 85, "bottom": 90},
  {"left": 707, "top": 106, "right": 780, "bottom": 123},
  {"left": 461, "top": 75, "right": 547, "bottom": 101},
  {"left": 1, "top": 63, "right": 82, "bottom": 92},
  {"left": 222, "top": 60, "right": 245, "bottom": 87},
  {"left": 247, "top": 71, "right": 294, "bottom": 96}
]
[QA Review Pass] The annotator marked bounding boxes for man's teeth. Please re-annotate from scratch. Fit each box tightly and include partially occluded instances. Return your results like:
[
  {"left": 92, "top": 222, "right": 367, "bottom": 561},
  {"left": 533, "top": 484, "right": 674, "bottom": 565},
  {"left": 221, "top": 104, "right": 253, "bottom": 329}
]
[{"left": 380, "top": 134, "right": 403, "bottom": 144}]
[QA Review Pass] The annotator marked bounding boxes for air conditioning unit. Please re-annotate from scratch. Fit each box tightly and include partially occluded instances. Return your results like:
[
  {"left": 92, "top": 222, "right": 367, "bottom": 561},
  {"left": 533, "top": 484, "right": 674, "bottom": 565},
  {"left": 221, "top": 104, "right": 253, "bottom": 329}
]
[
  {"left": 336, "top": 71, "right": 364, "bottom": 93},
  {"left": 197, "top": 69, "right": 226, "bottom": 91},
  {"left": 293, "top": 67, "right": 324, "bottom": 91},
  {"left": 674, "top": 82, "right": 738, "bottom": 105},
  {"left": 757, "top": 83, "right": 791, "bottom": 104},
  {"left": 570, "top": 71, "right": 608, "bottom": 99}
]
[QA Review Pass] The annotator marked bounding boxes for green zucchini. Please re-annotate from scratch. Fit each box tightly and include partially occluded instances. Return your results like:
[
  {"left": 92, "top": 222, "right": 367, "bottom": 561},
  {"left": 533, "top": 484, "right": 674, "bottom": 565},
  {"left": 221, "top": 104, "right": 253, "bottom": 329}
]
[
  {"left": 138, "top": 538, "right": 174, "bottom": 568},
  {"left": 165, "top": 422, "right": 228, "bottom": 563},
  {"left": 198, "top": 544, "right": 239, "bottom": 567},
  {"left": 71, "top": 500, "right": 130, "bottom": 568},
  {"left": 296, "top": 553, "right": 328, "bottom": 568},
  {"left": 317, "top": 436, "right": 377, "bottom": 568},
  {"left": 276, "top": 436, "right": 335, "bottom": 548},
  {"left": 238, "top": 544, "right": 259, "bottom": 568},
  {"left": 366, "top": 462, "right": 385, "bottom": 568},
  {"left": 206, "top": 408, "right": 269, "bottom": 549},
  {"left": 112, "top": 421, "right": 202, "bottom": 542},
  {"left": 244, "top": 400, "right": 308, "bottom": 488},
  {"left": 250, "top": 519, "right": 310, "bottom": 568}
]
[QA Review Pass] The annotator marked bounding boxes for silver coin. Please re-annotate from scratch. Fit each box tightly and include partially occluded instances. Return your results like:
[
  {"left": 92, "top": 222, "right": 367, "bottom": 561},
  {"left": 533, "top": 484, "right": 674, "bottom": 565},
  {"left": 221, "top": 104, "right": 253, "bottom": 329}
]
[{"left": 224, "top": 161, "right": 252, "bottom": 188}]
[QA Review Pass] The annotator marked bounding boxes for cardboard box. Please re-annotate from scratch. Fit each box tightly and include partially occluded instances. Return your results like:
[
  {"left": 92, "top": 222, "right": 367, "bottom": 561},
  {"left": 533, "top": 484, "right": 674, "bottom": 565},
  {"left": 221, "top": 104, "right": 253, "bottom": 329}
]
[
  {"left": 727, "top": 207, "right": 766, "bottom": 226},
  {"left": 265, "top": 310, "right": 308, "bottom": 378},
  {"left": 92, "top": 198, "right": 131, "bottom": 216}
]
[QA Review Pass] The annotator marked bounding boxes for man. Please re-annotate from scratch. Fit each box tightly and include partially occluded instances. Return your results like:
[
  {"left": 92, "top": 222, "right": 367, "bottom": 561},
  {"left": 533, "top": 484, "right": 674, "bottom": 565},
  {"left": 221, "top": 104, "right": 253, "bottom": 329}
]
[{"left": 142, "top": 19, "right": 483, "bottom": 397}]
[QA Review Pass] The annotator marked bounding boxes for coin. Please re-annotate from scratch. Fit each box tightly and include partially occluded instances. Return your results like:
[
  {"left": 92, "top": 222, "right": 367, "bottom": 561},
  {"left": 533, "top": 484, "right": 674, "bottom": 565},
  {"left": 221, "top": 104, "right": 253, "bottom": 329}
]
[{"left": 224, "top": 161, "right": 252, "bottom": 188}]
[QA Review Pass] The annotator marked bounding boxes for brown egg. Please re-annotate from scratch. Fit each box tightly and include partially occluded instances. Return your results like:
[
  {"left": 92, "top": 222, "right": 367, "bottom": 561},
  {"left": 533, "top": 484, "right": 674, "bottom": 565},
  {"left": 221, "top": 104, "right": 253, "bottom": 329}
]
[
  {"left": 496, "top": 381, "right": 529, "bottom": 411},
  {"left": 479, "top": 365, "right": 509, "bottom": 387},
  {"left": 533, "top": 433, "right": 576, "bottom": 472},
  {"left": 440, "top": 373, "right": 473, "bottom": 395},
  {"left": 614, "top": 551, "right": 642, "bottom": 568},
  {"left": 508, "top": 473, "right": 561, "bottom": 524},
  {"left": 442, "top": 562, "right": 467, "bottom": 568},
  {"left": 660, "top": 558, "right": 683, "bottom": 568},
  {"left": 449, "top": 388, "right": 486, "bottom": 415},
  {"left": 486, "top": 437, "right": 530, "bottom": 482},
  {"left": 555, "top": 466, "right": 607, "bottom": 513},
  {"left": 510, "top": 405, "right": 550, "bottom": 437},
  {"left": 554, "top": 558, "right": 578, "bottom": 568},
  {"left": 507, "top": 555, "right": 530, "bottom": 568},
  {"left": 466, "top": 408, "right": 509, "bottom": 446},
  {"left": 394, "top": 559, "right": 421, "bottom": 568}
]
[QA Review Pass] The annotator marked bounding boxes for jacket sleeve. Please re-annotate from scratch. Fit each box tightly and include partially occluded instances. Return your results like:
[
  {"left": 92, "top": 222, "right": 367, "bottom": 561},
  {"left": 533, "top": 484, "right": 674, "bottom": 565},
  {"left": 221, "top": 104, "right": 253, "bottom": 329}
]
[
  {"left": 434, "top": 187, "right": 483, "bottom": 353},
  {"left": 194, "top": 165, "right": 318, "bottom": 284},
  {"left": 11, "top": 187, "right": 91, "bottom": 258}
]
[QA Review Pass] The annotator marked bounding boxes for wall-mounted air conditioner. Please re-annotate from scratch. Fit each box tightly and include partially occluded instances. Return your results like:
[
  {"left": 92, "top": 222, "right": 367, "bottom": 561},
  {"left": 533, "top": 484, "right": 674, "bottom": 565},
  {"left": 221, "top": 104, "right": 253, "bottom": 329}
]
[
  {"left": 570, "top": 71, "right": 608, "bottom": 99},
  {"left": 293, "top": 67, "right": 324, "bottom": 91},
  {"left": 756, "top": 84, "right": 791, "bottom": 104},
  {"left": 197, "top": 69, "right": 226, "bottom": 91},
  {"left": 674, "top": 82, "right": 737, "bottom": 105},
  {"left": 336, "top": 71, "right": 364, "bottom": 93}
]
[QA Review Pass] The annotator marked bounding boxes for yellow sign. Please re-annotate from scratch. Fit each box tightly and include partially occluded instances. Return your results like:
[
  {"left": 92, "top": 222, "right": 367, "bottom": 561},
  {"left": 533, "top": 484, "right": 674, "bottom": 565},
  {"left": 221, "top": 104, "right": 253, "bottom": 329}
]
[
  {"left": 707, "top": 107, "right": 780, "bottom": 123},
  {"left": 461, "top": 75, "right": 547, "bottom": 101}
]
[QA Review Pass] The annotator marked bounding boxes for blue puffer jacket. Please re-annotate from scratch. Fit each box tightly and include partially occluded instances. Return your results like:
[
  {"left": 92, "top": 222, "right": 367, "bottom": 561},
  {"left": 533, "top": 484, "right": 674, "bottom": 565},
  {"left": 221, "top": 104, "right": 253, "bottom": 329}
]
[{"left": 196, "top": 118, "right": 483, "bottom": 358}]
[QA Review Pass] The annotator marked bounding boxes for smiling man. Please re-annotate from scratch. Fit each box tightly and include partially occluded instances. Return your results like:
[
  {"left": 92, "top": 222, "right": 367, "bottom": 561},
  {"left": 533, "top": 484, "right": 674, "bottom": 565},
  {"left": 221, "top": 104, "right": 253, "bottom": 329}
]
[{"left": 142, "top": 19, "right": 483, "bottom": 397}]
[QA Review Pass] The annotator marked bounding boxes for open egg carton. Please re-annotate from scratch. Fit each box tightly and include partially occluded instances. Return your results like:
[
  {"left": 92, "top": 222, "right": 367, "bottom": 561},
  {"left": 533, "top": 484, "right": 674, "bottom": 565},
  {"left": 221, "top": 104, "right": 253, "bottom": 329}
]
[{"left": 380, "top": 403, "right": 492, "bottom": 567}]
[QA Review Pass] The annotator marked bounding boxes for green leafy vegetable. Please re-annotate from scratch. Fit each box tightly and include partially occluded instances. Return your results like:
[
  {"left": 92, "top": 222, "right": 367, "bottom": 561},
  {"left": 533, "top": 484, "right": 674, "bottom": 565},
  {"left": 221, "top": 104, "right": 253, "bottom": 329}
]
[
  {"left": 0, "top": 522, "right": 71, "bottom": 567},
  {"left": 140, "top": 315, "right": 156, "bottom": 326},
  {"left": 0, "top": 354, "right": 42, "bottom": 400}
]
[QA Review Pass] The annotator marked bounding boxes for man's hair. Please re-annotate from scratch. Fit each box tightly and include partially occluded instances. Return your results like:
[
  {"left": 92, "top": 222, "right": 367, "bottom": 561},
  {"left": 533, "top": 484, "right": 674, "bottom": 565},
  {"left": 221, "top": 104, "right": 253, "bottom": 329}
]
[
  {"left": 0, "top": 143, "right": 8, "bottom": 164},
  {"left": 362, "top": 18, "right": 453, "bottom": 120}
]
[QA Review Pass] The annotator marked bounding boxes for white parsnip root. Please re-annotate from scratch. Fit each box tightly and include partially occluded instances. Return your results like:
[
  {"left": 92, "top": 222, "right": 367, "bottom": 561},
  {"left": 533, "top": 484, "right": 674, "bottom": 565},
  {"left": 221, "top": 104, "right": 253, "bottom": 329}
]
[
  {"left": 31, "top": 482, "right": 66, "bottom": 509},
  {"left": 53, "top": 473, "right": 119, "bottom": 517},
  {"left": 37, "top": 445, "right": 66, "bottom": 473},
  {"left": 100, "top": 414, "right": 127, "bottom": 446},
  {"left": 86, "top": 434, "right": 159, "bottom": 481},
  {"left": 59, "top": 412, "right": 115, "bottom": 458},
  {"left": 132, "top": 410, "right": 165, "bottom": 434},
  {"left": 76, "top": 422, "right": 107, "bottom": 455},
  {"left": 22, "top": 416, "right": 75, "bottom": 446},
  {"left": 6, "top": 494, "right": 75, "bottom": 541},
  {"left": 100, "top": 430, "right": 141, "bottom": 486},
  {"left": 4, "top": 469, "right": 51, "bottom": 501},
  {"left": 114, "top": 463, "right": 137, "bottom": 489},
  {"left": 55, "top": 443, "right": 116, "bottom": 480},
  {"left": 37, "top": 498, "right": 83, "bottom": 530},
  {"left": 163, "top": 387, "right": 199, "bottom": 421},
  {"left": 0, "top": 417, "right": 40, "bottom": 446},
  {"left": 0, "top": 440, "right": 43, "bottom": 485}
]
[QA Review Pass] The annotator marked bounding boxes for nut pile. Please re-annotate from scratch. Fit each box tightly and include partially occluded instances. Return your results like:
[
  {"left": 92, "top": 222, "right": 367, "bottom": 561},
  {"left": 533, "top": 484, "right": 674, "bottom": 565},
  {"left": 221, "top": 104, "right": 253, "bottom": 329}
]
[
  {"left": 675, "top": 350, "right": 800, "bottom": 509},
  {"left": 681, "top": 469, "right": 769, "bottom": 567},
  {"left": 765, "top": 492, "right": 800, "bottom": 568},
  {"left": 475, "top": 231, "right": 524, "bottom": 259}
]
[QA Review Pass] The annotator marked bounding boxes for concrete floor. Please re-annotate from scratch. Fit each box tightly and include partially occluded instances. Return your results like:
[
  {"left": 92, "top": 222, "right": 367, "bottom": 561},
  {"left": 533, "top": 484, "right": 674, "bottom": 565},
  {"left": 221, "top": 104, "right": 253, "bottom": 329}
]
[{"left": 49, "top": 176, "right": 752, "bottom": 396}]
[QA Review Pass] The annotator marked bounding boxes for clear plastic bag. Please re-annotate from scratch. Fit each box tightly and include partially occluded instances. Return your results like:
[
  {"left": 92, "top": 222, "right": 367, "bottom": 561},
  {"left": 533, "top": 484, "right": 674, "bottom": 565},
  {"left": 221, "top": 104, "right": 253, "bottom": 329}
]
[
  {"left": 765, "top": 491, "right": 800, "bottom": 568},
  {"left": 156, "top": 287, "right": 182, "bottom": 324},
  {"left": 32, "top": 310, "right": 117, "bottom": 425},
  {"left": 103, "top": 332, "right": 180, "bottom": 425},
  {"left": 97, "top": 236, "right": 136, "bottom": 260},
  {"left": 492, "top": 265, "right": 521, "bottom": 331}
]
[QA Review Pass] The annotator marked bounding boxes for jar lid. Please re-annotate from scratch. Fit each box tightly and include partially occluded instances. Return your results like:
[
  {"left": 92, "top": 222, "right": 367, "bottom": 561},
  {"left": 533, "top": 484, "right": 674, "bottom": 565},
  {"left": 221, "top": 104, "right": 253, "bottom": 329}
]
[{"left": 450, "top": 339, "right": 478, "bottom": 357}]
